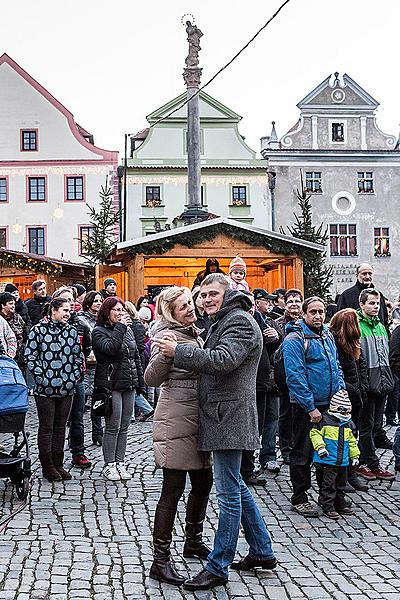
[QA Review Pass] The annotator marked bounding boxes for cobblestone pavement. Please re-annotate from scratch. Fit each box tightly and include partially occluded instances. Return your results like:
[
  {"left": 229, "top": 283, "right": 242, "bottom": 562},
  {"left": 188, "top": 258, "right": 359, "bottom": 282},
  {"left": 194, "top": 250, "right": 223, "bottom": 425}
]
[{"left": 0, "top": 406, "right": 400, "bottom": 600}]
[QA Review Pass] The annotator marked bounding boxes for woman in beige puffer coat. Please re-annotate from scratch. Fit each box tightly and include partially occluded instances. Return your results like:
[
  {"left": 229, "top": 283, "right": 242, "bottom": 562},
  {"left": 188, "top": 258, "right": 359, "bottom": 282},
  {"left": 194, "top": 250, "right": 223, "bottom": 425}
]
[{"left": 145, "top": 286, "right": 213, "bottom": 587}]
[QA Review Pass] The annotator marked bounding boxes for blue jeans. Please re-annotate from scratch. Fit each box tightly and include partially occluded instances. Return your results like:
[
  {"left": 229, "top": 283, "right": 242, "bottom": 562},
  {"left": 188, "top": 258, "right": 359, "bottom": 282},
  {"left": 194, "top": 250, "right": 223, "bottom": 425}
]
[
  {"left": 69, "top": 381, "right": 86, "bottom": 456},
  {"left": 259, "top": 394, "right": 280, "bottom": 465},
  {"left": 206, "top": 449, "right": 275, "bottom": 578},
  {"left": 394, "top": 426, "right": 400, "bottom": 467},
  {"left": 134, "top": 394, "right": 153, "bottom": 416}
]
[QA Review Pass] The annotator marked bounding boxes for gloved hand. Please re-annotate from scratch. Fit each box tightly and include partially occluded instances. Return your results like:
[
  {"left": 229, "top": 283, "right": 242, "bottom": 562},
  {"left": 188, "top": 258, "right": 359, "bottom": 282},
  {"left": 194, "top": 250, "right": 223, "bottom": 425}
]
[
  {"left": 318, "top": 447, "right": 329, "bottom": 459},
  {"left": 351, "top": 458, "right": 359, "bottom": 467}
]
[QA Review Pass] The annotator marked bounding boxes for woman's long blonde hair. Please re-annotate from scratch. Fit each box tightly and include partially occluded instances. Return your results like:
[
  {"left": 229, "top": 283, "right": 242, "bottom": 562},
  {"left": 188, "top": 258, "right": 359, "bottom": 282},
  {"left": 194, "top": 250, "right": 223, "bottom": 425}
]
[
  {"left": 156, "top": 286, "right": 193, "bottom": 325},
  {"left": 124, "top": 300, "right": 139, "bottom": 320}
]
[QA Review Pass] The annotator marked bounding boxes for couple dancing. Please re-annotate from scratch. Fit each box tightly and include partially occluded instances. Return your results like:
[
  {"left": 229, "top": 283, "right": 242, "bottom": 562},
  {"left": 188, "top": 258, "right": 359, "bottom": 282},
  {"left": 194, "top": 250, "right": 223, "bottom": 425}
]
[{"left": 145, "top": 273, "right": 276, "bottom": 591}]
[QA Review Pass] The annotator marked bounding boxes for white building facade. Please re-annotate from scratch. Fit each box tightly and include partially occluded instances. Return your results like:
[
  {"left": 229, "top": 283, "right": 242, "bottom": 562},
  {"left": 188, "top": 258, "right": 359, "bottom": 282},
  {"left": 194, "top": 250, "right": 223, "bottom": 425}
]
[
  {"left": 0, "top": 54, "right": 118, "bottom": 263},
  {"left": 261, "top": 73, "right": 400, "bottom": 298},
  {"left": 124, "top": 91, "right": 270, "bottom": 238}
]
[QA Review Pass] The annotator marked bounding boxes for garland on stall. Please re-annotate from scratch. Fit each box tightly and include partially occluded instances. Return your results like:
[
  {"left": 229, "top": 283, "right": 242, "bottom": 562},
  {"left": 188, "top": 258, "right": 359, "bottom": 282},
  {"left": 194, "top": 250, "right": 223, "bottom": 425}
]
[
  {"left": 0, "top": 251, "right": 62, "bottom": 277},
  {"left": 128, "top": 221, "right": 320, "bottom": 260}
]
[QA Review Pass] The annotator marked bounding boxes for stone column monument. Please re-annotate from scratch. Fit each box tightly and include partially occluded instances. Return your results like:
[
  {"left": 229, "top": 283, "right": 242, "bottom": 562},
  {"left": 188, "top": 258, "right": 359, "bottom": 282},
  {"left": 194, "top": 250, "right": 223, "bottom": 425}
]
[{"left": 181, "top": 20, "right": 209, "bottom": 223}]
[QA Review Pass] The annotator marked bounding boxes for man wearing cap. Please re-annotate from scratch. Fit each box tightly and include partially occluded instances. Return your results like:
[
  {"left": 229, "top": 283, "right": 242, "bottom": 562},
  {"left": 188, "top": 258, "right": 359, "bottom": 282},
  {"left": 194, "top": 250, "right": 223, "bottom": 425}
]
[
  {"left": 337, "top": 263, "right": 388, "bottom": 327},
  {"left": 100, "top": 278, "right": 118, "bottom": 300}
]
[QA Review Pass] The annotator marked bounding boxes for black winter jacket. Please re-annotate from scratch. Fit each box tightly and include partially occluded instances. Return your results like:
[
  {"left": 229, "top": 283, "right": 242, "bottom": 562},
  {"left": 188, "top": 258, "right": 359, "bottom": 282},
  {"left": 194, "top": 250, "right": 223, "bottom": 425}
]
[
  {"left": 335, "top": 343, "right": 369, "bottom": 408},
  {"left": 389, "top": 326, "right": 400, "bottom": 378},
  {"left": 337, "top": 281, "right": 388, "bottom": 327},
  {"left": 92, "top": 322, "right": 144, "bottom": 392},
  {"left": 129, "top": 320, "right": 146, "bottom": 358},
  {"left": 253, "top": 310, "right": 281, "bottom": 392},
  {"left": 69, "top": 311, "right": 91, "bottom": 358},
  {"left": 15, "top": 299, "right": 31, "bottom": 328},
  {"left": 24, "top": 295, "right": 51, "bottom": 325}
]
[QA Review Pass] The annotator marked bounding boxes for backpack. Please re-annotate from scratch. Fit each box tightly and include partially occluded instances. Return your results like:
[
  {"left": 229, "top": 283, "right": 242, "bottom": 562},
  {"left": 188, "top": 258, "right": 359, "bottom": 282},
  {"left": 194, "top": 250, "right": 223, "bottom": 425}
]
[
  {"left": 0, "top": 356, "right": 29, "bottom": 416},
  {"left": 273, "top": 332, "right": 313, "bottom": 394}
]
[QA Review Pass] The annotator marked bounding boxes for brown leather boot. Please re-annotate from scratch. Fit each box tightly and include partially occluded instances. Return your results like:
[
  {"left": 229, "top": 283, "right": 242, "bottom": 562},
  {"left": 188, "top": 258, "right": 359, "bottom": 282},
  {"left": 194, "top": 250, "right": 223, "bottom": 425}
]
[
  {"left": 149, "top": 505, "right": 185, "bottom": 586},
  {"left": 39, "top": 453, "right": 62, "bottom": 482},
  {"left": 53, "top": 452, "right": 72, "bottom": 480},
  {"left": 183, "top": 493, "right": 211, "bottom": 559}
]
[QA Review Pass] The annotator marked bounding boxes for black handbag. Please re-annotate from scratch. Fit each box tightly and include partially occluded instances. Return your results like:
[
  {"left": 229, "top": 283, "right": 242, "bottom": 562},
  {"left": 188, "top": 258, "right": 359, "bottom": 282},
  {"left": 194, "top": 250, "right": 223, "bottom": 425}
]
[
  {"left": 91, "top": 365, "right": 113, "bottom": 417},
  {"left": 91, "top": 387, "right": 112, "bottom": 417}
]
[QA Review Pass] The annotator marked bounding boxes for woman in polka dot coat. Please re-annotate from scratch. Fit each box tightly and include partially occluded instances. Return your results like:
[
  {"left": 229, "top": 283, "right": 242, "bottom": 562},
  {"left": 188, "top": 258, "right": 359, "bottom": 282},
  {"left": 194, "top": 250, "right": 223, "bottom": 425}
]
[{"left": 25, "top": 297, "right": 83, "bottom": 481}]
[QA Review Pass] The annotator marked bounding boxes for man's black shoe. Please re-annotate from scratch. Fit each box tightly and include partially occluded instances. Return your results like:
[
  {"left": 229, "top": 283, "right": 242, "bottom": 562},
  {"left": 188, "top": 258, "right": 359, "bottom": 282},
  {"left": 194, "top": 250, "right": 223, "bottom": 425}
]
[
  {"left": 244, "top": 472, "right": 267, "bottom": 486},
  {"left": 347, "top": 475, "right": 368, "bottom": 492},
  {"left": 92, "top": 435, "right": 103, "bottom": 447},
  {"left": 231, "top": 554, "right": 277, "bottom": 571},
  {"left": 183, "top": 568, "right": 228, "bottom": 591},
  {"left": 375, "top": 437, "right": 393, "bottom": 450},
  {"left": 386, "top": 420, "right": 398, "bottom": 426}
]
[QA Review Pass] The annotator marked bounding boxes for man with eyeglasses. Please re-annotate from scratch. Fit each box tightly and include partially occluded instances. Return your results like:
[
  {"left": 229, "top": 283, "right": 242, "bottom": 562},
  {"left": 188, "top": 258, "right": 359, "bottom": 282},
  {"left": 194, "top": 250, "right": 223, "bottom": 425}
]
[{"left": 337, "top": 263, "right": 388, "bottom": 327}]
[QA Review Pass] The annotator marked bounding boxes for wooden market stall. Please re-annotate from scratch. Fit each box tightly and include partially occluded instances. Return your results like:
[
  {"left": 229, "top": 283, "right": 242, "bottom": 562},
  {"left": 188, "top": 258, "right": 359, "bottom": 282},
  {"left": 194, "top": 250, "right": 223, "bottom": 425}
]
[
  {"left": 0, "top": 248, "right": 93, "bottom": 300},
  {"left": 99, "top": 218, "right": 323, "bottom": 302}
]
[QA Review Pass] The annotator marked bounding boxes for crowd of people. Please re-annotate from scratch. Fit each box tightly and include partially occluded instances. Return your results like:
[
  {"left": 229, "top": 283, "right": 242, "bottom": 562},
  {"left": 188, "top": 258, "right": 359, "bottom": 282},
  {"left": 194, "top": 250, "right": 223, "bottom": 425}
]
[{"left": 0, "top": 257, "right": 399, "bottom": 591}]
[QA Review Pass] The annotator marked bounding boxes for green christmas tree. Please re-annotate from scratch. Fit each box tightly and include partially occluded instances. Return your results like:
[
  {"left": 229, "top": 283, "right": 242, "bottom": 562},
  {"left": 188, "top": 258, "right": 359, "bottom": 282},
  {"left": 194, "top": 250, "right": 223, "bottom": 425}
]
[
  {"left": 80, "top": 177, "right": 120, "bottom": 266},
  {"left": 282, "top": 170, "right": 333, "bottom": 298}
]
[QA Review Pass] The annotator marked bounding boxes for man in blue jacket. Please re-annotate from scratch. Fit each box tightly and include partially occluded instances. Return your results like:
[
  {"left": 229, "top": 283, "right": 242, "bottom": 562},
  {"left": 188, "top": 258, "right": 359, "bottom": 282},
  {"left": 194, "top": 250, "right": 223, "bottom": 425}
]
[{"left": 282, "top": 296, "right": 345, "bottom": 517}]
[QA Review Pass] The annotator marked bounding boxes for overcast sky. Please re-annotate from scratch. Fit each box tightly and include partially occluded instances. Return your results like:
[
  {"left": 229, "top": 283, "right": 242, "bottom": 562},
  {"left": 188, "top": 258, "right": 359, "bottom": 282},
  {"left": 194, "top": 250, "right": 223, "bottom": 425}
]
[{"left": 3, "top": 0, "right": 400, "bottom": 157}]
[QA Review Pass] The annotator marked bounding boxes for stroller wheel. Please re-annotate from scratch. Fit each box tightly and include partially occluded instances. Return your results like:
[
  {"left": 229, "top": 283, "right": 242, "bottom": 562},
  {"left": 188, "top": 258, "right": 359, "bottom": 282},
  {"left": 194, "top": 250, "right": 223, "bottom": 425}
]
[{"left": 15, "top": 475, "right": 30, "bottom": 500}]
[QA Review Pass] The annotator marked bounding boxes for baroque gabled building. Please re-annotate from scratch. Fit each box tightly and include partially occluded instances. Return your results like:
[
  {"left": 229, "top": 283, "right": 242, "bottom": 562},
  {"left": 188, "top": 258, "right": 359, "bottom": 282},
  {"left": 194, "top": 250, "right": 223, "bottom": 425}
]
[
  {"left": 124, "top": 91, "right": 270, "bottom": 238},
  {"left": 0, "top": 53, "right": 118, "bottom": 272},
  {"left": 261, "top": 72, "right": 400, "bottom": 298}
]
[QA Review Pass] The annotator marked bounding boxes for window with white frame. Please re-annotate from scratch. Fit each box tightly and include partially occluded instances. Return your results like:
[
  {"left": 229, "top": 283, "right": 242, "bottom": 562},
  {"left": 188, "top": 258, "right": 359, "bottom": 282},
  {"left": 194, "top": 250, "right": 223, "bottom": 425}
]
[
  {"left": 28, "top": 227, "right": 45, "bottom": 255},
  {"left": 374, "top": 227, "right": 390, "bottom": 257},
  {"left": 305, "top": 172, "right": 322, "bottom": 193},
  {"left": 0, "top": 228, "right": 6, "bottom": 248},
  {"left": 79, "top": 225, "right": 94, "bottom": 256},
  {"left": 358, "top": 172, "right": 374, "bottom": 193},
  {"left": 330, "top": 224, "right": 357, "bottom": 256},
  {"left": 0, "top": 178, "right": 7, "bottom": 202}
]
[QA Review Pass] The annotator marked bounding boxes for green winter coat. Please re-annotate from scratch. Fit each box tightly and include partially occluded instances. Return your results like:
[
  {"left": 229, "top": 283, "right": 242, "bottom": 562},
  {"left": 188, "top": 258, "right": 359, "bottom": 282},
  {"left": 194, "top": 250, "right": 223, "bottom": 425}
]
[{"left": 357, "top": 311, "right": 394, "bottom": 397}]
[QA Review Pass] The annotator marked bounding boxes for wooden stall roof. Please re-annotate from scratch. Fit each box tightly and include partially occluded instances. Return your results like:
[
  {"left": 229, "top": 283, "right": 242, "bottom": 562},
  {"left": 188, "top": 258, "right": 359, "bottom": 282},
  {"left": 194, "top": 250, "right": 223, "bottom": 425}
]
[
  {"left": 107, "top": 217, "right": 324, "bottom": 262},
  {"left": 0, "top": 248, "right": 92, "bottom": 277}
]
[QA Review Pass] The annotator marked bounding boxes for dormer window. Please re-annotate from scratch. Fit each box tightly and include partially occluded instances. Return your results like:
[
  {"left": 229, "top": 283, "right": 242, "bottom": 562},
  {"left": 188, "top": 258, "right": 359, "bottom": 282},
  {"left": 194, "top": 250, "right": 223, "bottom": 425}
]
[
  {"left": 21, "top": 129, "right": 38, "bottom": 151},
  {"left": 332, "top": 122, "right": 345, "bottom": 142}
]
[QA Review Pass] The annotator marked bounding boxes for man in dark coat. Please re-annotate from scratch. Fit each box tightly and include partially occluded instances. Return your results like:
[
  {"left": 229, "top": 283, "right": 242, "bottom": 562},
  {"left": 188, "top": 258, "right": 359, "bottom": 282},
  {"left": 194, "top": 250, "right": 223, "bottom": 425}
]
[
  {"left": 156, "top": 273, "right": 276, "bottom": 591},
  {"left": 99, "top": 278, "right": 118, "bottom": 300},
  {"left": 24, "top": 280, "right": 51, "bottom": 325},
  {"left": 242, "top": 288, "right": 281, "bottom": 481},
  {"left": 337, "top": 263, "right": 388, "bottom": 327}
]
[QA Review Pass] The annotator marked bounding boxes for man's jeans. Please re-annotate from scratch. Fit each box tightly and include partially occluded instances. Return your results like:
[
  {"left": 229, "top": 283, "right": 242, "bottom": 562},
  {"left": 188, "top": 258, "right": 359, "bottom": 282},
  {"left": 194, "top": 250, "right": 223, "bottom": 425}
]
[
  {"left": 69, "top": 381, "right": 85, "bottom": 457},
  {"left": 206, "top": 449, "right": 275, "bottom": 578},
  {"left": 259, "top": 394, "right": 280, "bottom": 466},
  {"left": 134, "top": 394, "right": 153, "bottom": 417}
]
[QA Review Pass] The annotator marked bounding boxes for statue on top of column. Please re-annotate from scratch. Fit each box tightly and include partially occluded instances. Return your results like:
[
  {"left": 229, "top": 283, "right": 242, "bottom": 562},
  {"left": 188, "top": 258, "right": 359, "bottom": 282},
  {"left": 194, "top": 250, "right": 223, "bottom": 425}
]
[{"left": 185, "top": 20, "right": 203, "bottom": 68}]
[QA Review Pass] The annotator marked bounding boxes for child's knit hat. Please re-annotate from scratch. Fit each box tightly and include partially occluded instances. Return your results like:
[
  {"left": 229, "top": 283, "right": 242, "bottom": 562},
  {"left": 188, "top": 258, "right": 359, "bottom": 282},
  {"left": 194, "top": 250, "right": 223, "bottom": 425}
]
[
  {"left": 229, "top": 256, "right": 246, "bottom": 274},
  {"left": 329, "top": 389, "right": 352, "bottom": 419}
]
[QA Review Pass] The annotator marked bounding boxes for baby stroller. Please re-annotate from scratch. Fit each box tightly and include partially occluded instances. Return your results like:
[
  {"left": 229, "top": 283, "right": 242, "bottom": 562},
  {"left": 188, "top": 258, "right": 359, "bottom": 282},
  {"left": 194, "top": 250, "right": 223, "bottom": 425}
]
[{"left": 0, "top": 356, "right": 30, "bottom": 500}]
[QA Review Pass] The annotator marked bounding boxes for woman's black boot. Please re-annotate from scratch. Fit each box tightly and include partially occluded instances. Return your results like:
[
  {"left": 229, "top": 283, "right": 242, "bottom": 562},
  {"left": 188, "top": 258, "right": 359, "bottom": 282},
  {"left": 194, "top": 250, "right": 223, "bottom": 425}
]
[{"left": 183, "top": 493, "right": 211, "bottom": 559}]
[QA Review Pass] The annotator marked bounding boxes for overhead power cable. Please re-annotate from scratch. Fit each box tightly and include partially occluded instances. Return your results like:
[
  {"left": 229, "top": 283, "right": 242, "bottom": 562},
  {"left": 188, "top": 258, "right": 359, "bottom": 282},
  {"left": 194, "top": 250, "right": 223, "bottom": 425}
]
[{"left": 149, "top": 0, "right": 292, "bottom": 128}]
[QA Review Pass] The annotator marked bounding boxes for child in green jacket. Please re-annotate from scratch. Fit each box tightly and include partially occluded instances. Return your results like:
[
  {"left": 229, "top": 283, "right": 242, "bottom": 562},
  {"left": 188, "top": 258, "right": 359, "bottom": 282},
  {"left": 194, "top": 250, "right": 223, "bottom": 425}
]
[{"left": 310, "top": 389, "right": 360, "bottom": 519}]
